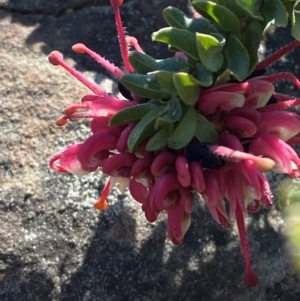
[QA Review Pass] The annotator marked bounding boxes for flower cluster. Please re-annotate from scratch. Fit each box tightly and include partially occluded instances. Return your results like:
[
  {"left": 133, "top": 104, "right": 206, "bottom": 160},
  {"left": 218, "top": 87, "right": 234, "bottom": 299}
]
[{"left": 49, "top": 0, "right": 300, "bottom": 287}]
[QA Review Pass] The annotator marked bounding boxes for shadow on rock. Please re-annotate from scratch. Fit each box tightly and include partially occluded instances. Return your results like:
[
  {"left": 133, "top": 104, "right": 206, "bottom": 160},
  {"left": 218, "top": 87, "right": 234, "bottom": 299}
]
[
  {"left": 58, "top": 200, "right": 297, "bottom": 301},
  {"left": 0, "top": 253, "right": 54, "bottom": 301},
  {"left": 3, "top": 0, "right": 190, "bottom": 74}
]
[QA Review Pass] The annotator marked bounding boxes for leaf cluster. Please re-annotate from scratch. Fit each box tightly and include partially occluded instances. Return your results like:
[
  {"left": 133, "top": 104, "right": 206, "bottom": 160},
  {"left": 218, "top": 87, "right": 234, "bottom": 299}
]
[{"left": 110, "top": 0, "right": 300, "bottom": 153}]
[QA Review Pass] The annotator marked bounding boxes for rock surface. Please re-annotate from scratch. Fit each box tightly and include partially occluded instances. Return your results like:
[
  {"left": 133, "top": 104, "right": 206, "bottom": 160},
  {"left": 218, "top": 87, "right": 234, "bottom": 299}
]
[{"left": 0, "top": 1, "right": 300, "bottom": 300}]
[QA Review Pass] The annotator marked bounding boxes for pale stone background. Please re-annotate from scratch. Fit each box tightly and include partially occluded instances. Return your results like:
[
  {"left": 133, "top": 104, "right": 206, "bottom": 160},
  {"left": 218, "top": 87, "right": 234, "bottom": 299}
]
[{"left": 0, "top": 1, "right": 300, "bottom": 300}]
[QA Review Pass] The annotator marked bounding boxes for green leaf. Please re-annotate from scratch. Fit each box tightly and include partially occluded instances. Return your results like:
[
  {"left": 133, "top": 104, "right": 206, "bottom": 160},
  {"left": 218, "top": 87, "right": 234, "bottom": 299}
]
[
  {"left": 156, "top": 56, "right": 191, "bottom": 72},
  {"left": 292, "top": 13, "right": 300, "bottom": 41},
  {"left": 291, "top": 1, "right": 300, "bottom": 40},
  {"left": 109, "top": 103, "right": 155, "bottom": 126},
  {"left": 129, "top": 51, "right": 191, "bottom": 74},
  {"left": 154, "top": 71, "right": 176, "bottom": 93},
  {"left": 187, "top": 17, "right": 219, "bottom": 34},
  {"left": 168, "top": 45, "right": 181, "bottom": 53},
  {"left": 173, "top": 72, "right": 201, "bottom": 105},
  {"left": 281, "top": 0, "right": 295, "bottom": 17},
  {"left": 195, "top": 63, "right": 213, "bottom": 87},
  {"left": 146, "top": 123, "right": 174, "bottom": 151},
  {"left": 152, "top": 27, "right": 199, "bottom": 61},
  {"left": 215, "top": 0, "right": 248, "bottom": 19},
  {"left": 120, "top": 74, "right": 171, "bottom": 99},
  {"left": 128, "top": 106, "right": 167, "bottom": 152},
  {"left": 195, "top": 113, "right": 218, "bottom": 143},
  {"left": 235, "top": 0, "right": 263, "bottom": 20},
  {"left": 215, "top": 69, "right": 231, "bottom": 86},
  {"left": 262, "top": 0, "right": 288, "bottom": 27},
  {"left": 240, "top": 19, "right": 263, "bottom": 73},
  {"left": 195, "top": 33, "right": 224, "bottom": 72},
  {"left": 191, "top": 0, "right": 241, "bottom": 34},
  {"left": 224, "top": 34, "right": 250, "bottom": 81},
  {"left": 162, "top": 6, "right": 189, "bottom": 29},
  {"left": 168, "top": 106, "right": 197, "bottom": 149},
  {"left": 128, "top": 52, "right": 159, "bottom": 74},
  {"left": 163, "top": 6, "right": 218, "bottom": 34},
  {"left": 155, "top": 96, "right": 182, "bottom": 127}
]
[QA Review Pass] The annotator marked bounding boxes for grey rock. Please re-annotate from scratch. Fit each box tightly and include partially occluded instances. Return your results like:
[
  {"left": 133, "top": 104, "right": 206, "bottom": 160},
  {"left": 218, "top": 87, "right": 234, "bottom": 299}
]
[
  {"left": 265, "top": 26, "right": 300, "bottom": 97},
  {"left": 0, "top": 1, "right": 300, "bottom": 301},
  {"left": 0, "top": 0, "right": 110, "bottom": 15}
]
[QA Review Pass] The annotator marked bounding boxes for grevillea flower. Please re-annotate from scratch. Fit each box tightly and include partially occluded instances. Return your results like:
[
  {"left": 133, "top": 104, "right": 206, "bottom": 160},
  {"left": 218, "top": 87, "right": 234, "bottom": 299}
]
[{"left": 49, "top": 0, "right": 300, "bottom": 287}]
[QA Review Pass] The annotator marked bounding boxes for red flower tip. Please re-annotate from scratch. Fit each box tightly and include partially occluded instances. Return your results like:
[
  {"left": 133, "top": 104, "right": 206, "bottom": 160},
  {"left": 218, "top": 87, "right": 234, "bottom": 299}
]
[
  {"left": 72, "top": 43, "right": 87, "bottom": 54},
  {"left": 126, "top": 36, "right": 145, "bottom": 53},
  {"left": 94, "top": 197, "right": 108, "bottom": 210},
  {"left": 110, "top": 0, "right": 123, "bottom": 7},
  {"left": 94, "top": 180, "right": 110, "bottom": 210},
  {"left": 48, "top": 51, "right": 64, "bottom": 66},
  {"left": 56, "top": 115, "right": 68, "bottom": 126},
  {"left": 49, "top": 50, "right": 106, "bottom": 95},
  {"left": 243, "top": 269, "right": 259, "bottom": 287},
  {"left": 63, "top": 103, "right": 87, "bottom": 115}
]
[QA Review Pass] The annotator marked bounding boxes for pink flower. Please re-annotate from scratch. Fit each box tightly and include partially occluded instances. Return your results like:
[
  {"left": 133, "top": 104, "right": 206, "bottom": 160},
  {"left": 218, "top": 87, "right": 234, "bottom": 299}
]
[
  {"left": 48, "top": 0, "right": 300, "bottom": 287},
  {"left": 50, "top": 143, "right": 97, "bottom": 176},
  {"left": 250, "top": 134, "right": 300, "bottom": 176}
]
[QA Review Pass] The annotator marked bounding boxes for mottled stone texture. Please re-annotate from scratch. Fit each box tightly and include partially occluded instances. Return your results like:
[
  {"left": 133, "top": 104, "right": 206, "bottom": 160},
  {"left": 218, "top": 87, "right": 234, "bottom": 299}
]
[{"left": 0, "top": 1, "right": 300, "bottom": 300}]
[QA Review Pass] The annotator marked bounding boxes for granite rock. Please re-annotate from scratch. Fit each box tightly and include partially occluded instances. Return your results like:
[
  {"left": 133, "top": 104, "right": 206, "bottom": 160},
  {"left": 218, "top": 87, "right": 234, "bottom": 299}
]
[{"left": 0, "top": 1, "right": 300, "bottom": 300}]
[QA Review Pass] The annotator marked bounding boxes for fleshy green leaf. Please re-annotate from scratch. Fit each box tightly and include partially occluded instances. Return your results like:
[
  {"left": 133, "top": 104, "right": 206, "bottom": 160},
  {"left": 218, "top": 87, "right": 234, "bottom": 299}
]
[
  {"left": 168, "top": 106, "right": 197, "bottom": 149},
  {"left": 120, "top": 74, "right": 171, "bottom": 99},
  {"left": 156, "top": 56, "right": 191, "bottom": 72},
  {"left": 292, "top": 14, "right": 300, "bottom": 41},
  {"left": 128, "top": 52, "right": 159, "bottom": 74},
  {"left": 291, "top": 1, "right": 300, "bottom": 41},
  {"left": 240, "top": 19, "right": 263, "bottom": 73},
  {"left": 187, "top": 17, "right": 219, "bottom": 34},
  {"left": 146, "top": 123, "right": 174, "bottom": 151},
  {"left": 195, "top": 63, "right": 213, "bottom": 87},
  {"left": 191, "top": 0, "right": 240, "bottom": 34},
  {"left": 163, "top": 6, "right": 218, "bottom": 34},
  {"left": 262, "top": 0, "right": 288, "bottom": 27},
  {"left": 109, "top": 103, "right": 155, "bottom": 126},
  {"left": 152, "top": 27, "right": 199, "bottom": 60},
  {"left": 195, "top": 113, "right": 218, "bottom": 143},
  {"left": 162, "top": 6, "right": 190, "bottom": 29},
  {"left": 128, "top": 106, "right": 167, "bottom": 152},
  {"left": 173, "top": 72, "right": 201, "bottom": 105},
  {"left": 155, "top": 96, "right": 182, "bottom": 127},
  {"left": 281, "top": 0, "right": 295, "bottom": 17},
  {"left": 195, "top": 33, "right": 224, "bottom": 72},
  {"left": 155, "top": 71, "right": 176, "bottom": 93},
  {"left": 215, "top": 0, "right": 248, "bottom": 19},
  {"left": 129, "top": 51, "right": 190, "bottom": 74},
  {"left": 224, "top": 34, "right": 250, "bottom": 81},
  {"left": 234, "top": 0, "right": 263, "bottom": 20}
]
